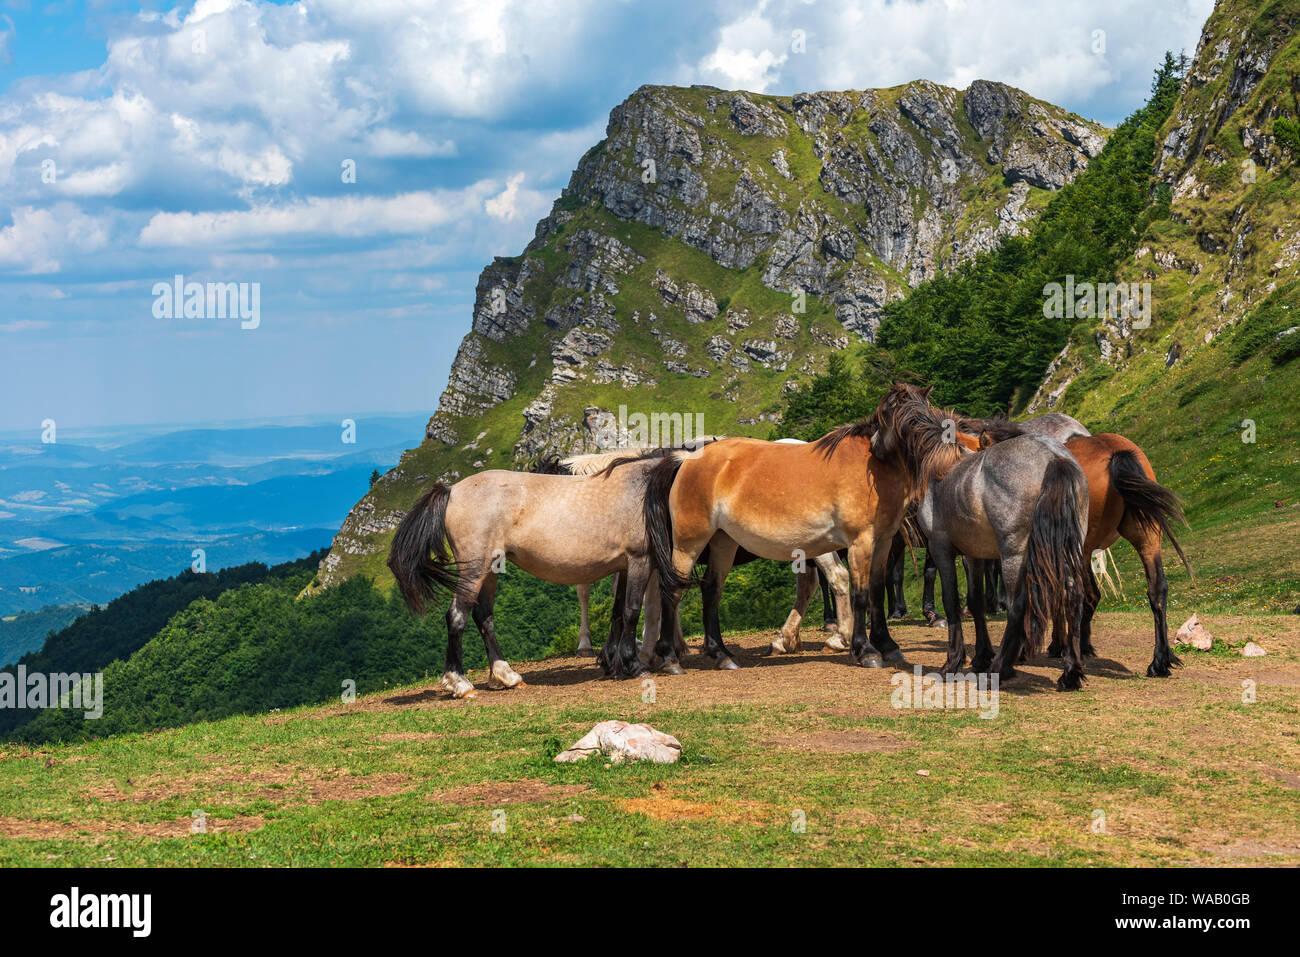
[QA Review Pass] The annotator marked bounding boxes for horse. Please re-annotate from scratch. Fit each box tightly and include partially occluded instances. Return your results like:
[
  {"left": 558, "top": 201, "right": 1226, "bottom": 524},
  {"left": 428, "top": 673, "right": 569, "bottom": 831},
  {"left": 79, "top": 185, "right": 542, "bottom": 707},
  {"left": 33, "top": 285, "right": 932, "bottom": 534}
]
[
  {"left": 969, "top": 422, "right": 1192, "bottom": 677},
  {"left": 553, "top": 445, "right": 853, "bottom": 665},
  {"left": 387, "top": 448, "right": 690, "bottom": 696},
  {"left": 536, "top": 449, "right": 687, "bottom": 662},
  {"left": 643, "top": 423, "right": 910, "bottom": 672},
  {"left": 872, "top": 383, "right": 1093, "bottom": 690}
]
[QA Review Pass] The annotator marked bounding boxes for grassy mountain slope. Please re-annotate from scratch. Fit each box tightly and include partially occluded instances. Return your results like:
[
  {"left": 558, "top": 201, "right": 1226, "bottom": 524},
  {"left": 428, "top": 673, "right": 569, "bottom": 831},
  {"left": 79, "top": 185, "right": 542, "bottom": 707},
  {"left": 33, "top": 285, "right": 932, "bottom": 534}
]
[{"left": 1028, "top": 0, "right": 1300, "bottom": 610}]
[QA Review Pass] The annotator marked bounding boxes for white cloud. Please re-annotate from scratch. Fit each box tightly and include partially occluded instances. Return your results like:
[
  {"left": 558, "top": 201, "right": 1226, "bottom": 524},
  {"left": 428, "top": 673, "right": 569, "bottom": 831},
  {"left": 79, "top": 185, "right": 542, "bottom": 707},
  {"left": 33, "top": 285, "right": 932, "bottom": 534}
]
[
  {"left": 138, "top": 183, "right": 507, "bottom": 246},
  {"left": 367, "top": 128, "right": 457, "bottom": 158},
  {"left": 485, "top": 171, "right": 526, "bottom": 221},
  {"left": 697, "top": 10, "right": 789, "bottom": 92},
  {"left": 0, "top": 204, "right": 109, "bottom": 273}
]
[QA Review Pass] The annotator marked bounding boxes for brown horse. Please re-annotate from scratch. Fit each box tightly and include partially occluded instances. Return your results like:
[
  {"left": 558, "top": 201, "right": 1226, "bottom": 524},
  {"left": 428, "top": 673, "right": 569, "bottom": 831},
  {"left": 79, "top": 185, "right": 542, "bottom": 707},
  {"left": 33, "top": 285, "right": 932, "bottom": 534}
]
[
  {"left": 1056, "top": 433, "right": 1191, "bottom": 676},
  {"left": 643, "top": 429, "right": 910, "bottom": 670}
]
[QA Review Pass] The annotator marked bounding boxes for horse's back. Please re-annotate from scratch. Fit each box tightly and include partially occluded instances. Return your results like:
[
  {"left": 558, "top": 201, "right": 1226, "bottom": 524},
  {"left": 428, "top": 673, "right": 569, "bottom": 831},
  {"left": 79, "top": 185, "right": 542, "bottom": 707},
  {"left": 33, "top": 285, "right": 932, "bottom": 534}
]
[{"left": 1017, "top": 412, "right": 1091, "bottom": 443}]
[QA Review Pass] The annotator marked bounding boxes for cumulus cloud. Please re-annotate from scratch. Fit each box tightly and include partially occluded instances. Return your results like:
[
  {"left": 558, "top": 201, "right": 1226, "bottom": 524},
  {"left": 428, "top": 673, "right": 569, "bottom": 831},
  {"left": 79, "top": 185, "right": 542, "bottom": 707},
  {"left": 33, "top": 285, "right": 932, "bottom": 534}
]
[
  {"left": 0, "top": 0, "right": 1218, "bottom": 428},
  {"left": 0, "top": 204, "right": 109, "bottom": 273}
]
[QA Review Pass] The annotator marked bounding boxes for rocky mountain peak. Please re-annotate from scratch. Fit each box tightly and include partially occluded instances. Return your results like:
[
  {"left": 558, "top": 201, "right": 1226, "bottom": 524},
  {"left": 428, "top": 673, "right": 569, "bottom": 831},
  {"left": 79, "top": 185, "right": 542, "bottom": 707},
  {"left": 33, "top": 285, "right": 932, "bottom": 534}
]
[{"left": 319, "top": 78, "right": 1106, "bottom": 587}]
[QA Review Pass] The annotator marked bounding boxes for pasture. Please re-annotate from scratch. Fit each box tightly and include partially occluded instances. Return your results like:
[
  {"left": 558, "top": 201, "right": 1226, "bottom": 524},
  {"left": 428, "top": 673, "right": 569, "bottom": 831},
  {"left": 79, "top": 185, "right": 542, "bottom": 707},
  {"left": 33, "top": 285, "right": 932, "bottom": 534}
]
[{"left": 1, "top": 611, "right": 1296, "bottom": 867}]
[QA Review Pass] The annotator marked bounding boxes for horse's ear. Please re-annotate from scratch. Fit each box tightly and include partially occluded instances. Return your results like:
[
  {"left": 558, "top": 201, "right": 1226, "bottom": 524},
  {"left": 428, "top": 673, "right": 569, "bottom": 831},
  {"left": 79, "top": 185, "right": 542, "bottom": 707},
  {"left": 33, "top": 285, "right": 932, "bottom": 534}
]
[
  {"left": 921, "top": 384, "right": 934, "bottom": 399},
  {"left": 979, "top": 431, "right": 995, "bottom": 449}
]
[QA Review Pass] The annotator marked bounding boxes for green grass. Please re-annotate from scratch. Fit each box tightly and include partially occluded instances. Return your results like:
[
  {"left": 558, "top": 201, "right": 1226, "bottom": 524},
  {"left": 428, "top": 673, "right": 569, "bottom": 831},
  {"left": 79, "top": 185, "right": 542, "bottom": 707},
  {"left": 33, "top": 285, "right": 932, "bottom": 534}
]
[{"left": 2, "top": 613, "right": 1295, "bottom": 866}]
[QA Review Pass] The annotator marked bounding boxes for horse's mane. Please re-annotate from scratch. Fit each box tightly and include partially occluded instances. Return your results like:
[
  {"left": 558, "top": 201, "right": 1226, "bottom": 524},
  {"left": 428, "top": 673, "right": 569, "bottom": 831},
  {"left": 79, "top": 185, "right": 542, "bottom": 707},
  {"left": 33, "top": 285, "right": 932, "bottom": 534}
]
[
  {"left": 531, "top": 453, "right": 570, "bottom": 475},
  {"left": 811, "top": 415, "right": 880, "bottom": 459},
  {"left": 870, "top": 382, "right": 971, "bottom": 502}
]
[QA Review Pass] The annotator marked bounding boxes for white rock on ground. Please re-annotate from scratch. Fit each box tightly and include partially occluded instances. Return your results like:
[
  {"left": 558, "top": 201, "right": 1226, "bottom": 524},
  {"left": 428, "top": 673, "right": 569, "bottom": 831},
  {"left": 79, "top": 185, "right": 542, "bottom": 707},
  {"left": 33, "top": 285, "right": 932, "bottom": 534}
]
[
  {"left": 554, "top": 721, "right": 682, "bottom": 764},
  {"left": 1175, "top": 613, "right": 1214, "bottom": 651},
  {"left": 1242, "top": 642, "right": 1267, "bottom": 658}
]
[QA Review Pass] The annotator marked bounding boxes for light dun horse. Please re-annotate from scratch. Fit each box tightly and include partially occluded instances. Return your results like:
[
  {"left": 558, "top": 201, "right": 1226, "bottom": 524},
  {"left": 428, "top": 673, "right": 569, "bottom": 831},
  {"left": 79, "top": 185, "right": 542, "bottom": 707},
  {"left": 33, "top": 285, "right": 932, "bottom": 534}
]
[{"left": 388, "top": 448, "right": 687, "bottom": 696}]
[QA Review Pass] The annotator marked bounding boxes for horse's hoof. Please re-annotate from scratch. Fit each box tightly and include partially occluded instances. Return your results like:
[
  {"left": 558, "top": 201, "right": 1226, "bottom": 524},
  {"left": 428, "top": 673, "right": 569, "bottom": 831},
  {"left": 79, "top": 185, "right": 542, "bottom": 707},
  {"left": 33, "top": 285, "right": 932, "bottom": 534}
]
[
  {"left": 824, "top": 636, "right": 850, "bottom": 652},
  {"left": 716, "top": 657, "right": 740, "bottom": 671},
  {"left": 882, "top": 648, "right": 906, "bottom": 663},
  {"left": 859, "top": 654, "right": 884, "bottom": 668},
  {"left": 929, "top": 618, "right": 947, "bottom": 630},
  {"left": 576, "top": 648, "right": 595, "bottom": 658},
  {"left": 1146, "top": 663, "right": 1171, "bottom": 678},
  {"left": 657, "top": 661, "right": 685, "bottom": 676},
  {"left": 823, "top": 622, "right": 839, "bottom": 632}
]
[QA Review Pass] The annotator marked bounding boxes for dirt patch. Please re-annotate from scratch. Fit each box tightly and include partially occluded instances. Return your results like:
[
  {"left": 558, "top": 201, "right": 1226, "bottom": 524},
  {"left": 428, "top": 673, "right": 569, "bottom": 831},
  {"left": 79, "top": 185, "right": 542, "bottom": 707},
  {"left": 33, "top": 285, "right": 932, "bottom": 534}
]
[
  {"left": 0, "top": 814, "right": 264, "bottom": 840},
  {"left": 619, "top": 783, "right": 773, "bottom": 824},
  {"left": 763, "top": 731, "right": 909, "bottom": 754},
  {"left": 429, "top": 778, "right": 588, "bottom": 806},
  {"left": 1204, "top": 838, "right": 1300, "bottom": 860},
  {"left": 83, "top": 767, "right": 415, "bottom": 807},
  {"left": 619, "top": 794, "right": 771, "bottom": 823},
  {"left": 1262, "top": 767, "right": 1300, "bottom": 790},
  {"left": 372, "top": 731, "right": 487, "bottom": 742}
]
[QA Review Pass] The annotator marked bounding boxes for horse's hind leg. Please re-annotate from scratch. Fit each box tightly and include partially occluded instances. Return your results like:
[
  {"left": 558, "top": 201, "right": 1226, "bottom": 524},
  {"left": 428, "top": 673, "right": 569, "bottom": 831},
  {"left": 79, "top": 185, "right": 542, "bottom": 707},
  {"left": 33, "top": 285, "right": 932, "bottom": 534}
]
[
  {"left": 471, "top": 576, "right": 524, "bottom": 691},
  {"left": 772, "top": 562, "right": 817, "bottom": 655},
  {"left": 985, "top": 555, "right": 1025, "bottom": 680},
  {"left": 1124, "top": 520, "right": 1178, "bottom": 678},
  {"left": 1056, "top": 594, "right": 1086, "bottom": 691},
  {"left": 440, "top": 598, "right": 477, "bottom": 699},
  {"left": 967, "top": 558, "right": 994, "bottom": 674},
  {"left": 599, "top": 572, "right": 630, "bottom": 677},
  {"left": 700, "top": 537, "right": 740, "bottom": 670},
  {"left": 576, "top": 582, "right": 595, "bottom": 658}
]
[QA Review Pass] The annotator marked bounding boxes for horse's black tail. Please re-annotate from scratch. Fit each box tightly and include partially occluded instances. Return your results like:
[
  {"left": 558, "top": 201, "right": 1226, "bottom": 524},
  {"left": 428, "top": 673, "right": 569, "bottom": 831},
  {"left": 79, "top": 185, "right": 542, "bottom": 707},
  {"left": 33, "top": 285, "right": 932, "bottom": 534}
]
[
  {"left": 387, "top": 484, "right": 474, "bottom": 613},
  {"left": 1022, "top": 458, "right": 1091, "bottom": 657},
  {"left": 643, "top": 454, "right": 694, "bottom": 599},
  {"left": 1109, "top": 449, "right": 1192, "bottom": 576}
]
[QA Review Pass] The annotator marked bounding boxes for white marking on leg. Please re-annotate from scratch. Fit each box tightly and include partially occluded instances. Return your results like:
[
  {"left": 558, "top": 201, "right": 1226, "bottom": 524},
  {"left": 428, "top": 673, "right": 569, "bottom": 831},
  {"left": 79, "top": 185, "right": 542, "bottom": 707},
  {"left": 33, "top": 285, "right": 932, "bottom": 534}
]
[
  {"left": 487, "top": 659, "right": 525, "bottom": 690},
  {"left": 439, "top": 671, "right": 476, "bottom": 699}
]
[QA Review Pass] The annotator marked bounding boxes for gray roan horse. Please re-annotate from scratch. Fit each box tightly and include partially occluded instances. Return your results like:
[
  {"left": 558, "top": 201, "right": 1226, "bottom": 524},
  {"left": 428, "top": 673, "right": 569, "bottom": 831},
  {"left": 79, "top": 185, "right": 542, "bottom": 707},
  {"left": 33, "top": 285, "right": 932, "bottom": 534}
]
[
  {"left": 873, "top": 384, "right": 1094, "bottom": 690},
  {"left": 388, "top": 448, "right": 688, "bottom": 696}
]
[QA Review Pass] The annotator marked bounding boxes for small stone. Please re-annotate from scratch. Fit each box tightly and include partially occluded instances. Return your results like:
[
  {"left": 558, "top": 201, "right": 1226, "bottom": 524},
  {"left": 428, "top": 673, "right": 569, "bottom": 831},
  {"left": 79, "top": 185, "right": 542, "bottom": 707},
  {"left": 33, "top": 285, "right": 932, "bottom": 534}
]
[
  {"left": 555, "top": 720, "right": 683, "bottom": 764},
  {"left": 1175, "top": 613, "right": 1213, "bottom": 651},
  {"left": 564, "top": 814, "right": 585, "bottom": 823},
  {"left": 1242, "top": 642, "right": 1266, "bottom": 658},
  {"left": 916, "top": 769, "right": 931, "bottom": 777}
]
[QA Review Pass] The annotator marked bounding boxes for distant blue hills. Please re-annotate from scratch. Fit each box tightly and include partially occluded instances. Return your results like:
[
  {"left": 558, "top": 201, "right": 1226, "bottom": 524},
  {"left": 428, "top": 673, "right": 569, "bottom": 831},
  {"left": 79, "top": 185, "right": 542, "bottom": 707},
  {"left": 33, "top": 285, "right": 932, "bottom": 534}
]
[{"left": 0, "top": 413, "right": 427, "bottom": 616}]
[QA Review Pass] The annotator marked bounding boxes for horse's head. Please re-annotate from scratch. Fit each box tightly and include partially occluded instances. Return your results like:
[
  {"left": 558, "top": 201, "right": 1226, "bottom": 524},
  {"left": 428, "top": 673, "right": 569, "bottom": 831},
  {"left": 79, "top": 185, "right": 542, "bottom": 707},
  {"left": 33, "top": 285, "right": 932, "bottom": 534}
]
[{"left": 870, "top": 381, "right": 967, "bottom": 503}]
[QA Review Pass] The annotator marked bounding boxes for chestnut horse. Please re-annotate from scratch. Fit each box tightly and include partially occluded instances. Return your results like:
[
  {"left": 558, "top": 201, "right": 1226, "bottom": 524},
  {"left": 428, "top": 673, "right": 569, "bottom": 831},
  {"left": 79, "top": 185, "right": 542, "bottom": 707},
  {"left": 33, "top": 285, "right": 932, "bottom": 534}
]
[
  {"left": 643, "top": 428, "right": 910, "bottom": 671},
  {"left": 1055, "top": 433, "right": 1190, "bottom": 676}
]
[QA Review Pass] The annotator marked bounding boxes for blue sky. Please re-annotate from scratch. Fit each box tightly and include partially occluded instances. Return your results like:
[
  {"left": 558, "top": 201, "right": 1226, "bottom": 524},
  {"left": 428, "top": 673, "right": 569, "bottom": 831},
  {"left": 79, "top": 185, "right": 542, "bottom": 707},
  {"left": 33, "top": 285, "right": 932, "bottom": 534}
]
[{"left": 0, "top": 0, "right": 1214, "bottom": 430}]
